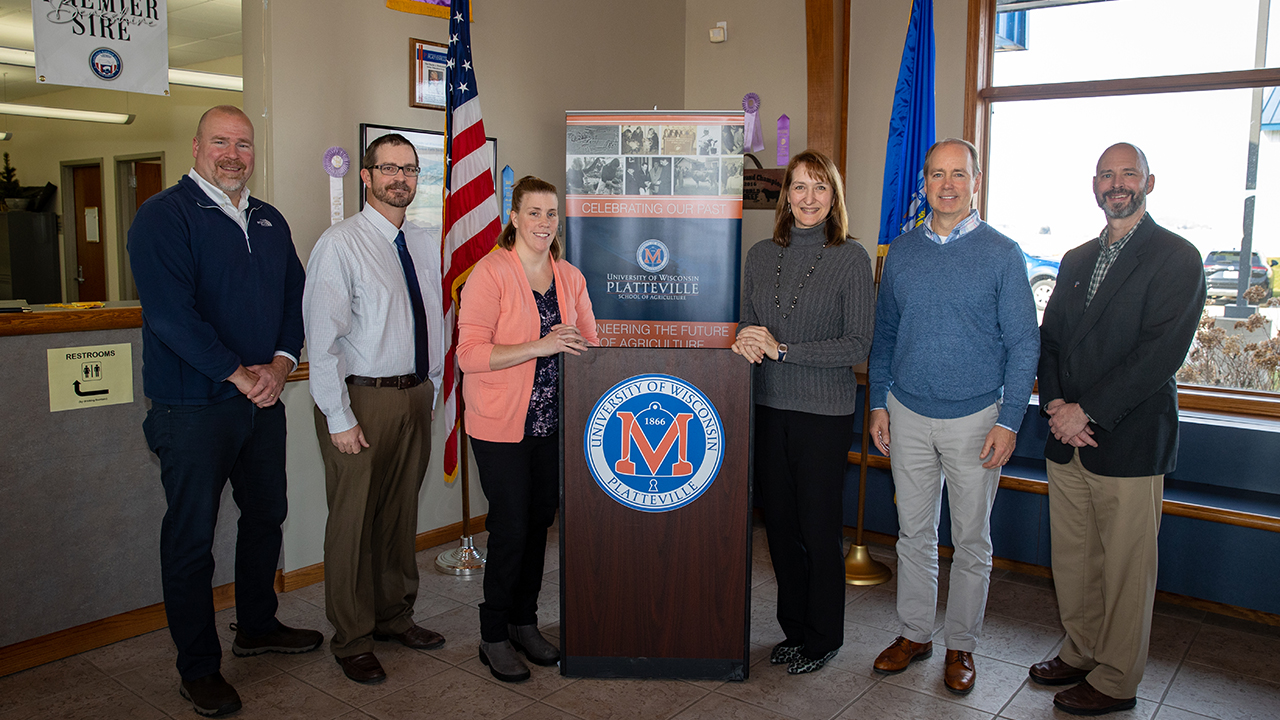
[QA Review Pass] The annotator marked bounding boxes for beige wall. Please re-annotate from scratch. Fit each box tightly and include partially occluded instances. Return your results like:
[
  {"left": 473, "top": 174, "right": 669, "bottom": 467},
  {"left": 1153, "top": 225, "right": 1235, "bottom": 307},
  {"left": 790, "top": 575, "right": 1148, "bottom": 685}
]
[
  {"left": 682, "top": 0, "right": 971, "bottom": 261},
  {"left": 846, "top": 0, "right": 969, "bottom": 259},
  {"left": 684, "top": 0, "right": 809, "bottom": 248},
  {"left": 245, "top": 0, "right": 688, "bottom": 571}
]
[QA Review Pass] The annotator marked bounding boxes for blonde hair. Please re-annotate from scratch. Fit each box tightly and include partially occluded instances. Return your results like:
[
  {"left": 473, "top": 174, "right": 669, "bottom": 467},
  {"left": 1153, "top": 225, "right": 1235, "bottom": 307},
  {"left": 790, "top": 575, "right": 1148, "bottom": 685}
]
[
  {"left": 497, "top": 175, "right": 563, "bottom": 260},
  {"left": 772, "top": 149, "right": 850, "bottom": 248}
]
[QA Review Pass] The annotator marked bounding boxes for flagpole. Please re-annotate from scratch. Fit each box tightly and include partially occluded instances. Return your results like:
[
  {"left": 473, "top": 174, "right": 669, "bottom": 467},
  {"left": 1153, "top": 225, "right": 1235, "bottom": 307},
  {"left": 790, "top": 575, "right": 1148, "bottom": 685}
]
[
  {"left": 435, "top": 0, "right": 498, "bottom": 575},
  {"left": 437, "top": 365, "right": 487, "bottom": 575},
  {"left": 845, "top": 255, "right": 892, "bottom": 586}
]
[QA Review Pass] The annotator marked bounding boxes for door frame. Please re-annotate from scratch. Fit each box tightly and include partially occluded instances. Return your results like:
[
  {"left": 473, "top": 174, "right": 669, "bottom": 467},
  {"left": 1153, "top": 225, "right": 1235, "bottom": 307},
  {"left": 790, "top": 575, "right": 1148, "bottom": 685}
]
[
  {"left": 59, "top": 158, "right": 106, "bottom": 303},
  {"left": 113, "top": 152, "right": 165, "bottom": 302}
]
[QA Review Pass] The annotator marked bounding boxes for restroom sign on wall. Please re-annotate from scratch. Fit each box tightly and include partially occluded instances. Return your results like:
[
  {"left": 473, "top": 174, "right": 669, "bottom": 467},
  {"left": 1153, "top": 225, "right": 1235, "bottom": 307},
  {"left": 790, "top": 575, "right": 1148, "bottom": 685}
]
[{"left": 46, "top": 342, "right": 134, "bottom": 412}]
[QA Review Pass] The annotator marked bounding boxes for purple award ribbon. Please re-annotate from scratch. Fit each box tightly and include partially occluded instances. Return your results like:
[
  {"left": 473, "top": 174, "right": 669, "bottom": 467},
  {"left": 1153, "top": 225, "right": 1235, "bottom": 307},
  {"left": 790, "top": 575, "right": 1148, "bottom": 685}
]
[
  {"left": 743, "top": 93, "right": 765, "bottom": 153},
  {"left": 776, "top": 114, "right": 790, "bottom": 167},
  {"left": 323, "top": 147, "right": 351, "bottom": 226}
]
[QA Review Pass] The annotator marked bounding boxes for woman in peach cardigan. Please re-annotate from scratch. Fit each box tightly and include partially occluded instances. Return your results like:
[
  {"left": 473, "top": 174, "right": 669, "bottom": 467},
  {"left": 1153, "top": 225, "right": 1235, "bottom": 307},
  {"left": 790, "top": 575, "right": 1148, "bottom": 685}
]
[{"left": 456, "top": 176, "right": 597, "bottom": 683}]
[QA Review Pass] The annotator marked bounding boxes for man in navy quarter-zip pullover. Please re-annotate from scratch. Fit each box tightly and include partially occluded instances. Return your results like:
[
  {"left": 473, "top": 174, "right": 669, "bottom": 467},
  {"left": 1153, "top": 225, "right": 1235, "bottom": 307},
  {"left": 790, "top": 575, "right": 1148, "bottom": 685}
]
[{"left": 129, "top": 105, "right": 321, "bottom": 718}]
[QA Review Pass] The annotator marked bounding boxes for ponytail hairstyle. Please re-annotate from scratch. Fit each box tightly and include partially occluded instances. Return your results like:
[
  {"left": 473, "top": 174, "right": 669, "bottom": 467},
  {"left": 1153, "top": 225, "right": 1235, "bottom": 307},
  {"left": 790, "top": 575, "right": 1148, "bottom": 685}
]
[
  {"left": 771, "top": 149, "right": 850, "bottom": 248},
  {"left": 497, "top": 175, "right": 563, "bottom": 260}
]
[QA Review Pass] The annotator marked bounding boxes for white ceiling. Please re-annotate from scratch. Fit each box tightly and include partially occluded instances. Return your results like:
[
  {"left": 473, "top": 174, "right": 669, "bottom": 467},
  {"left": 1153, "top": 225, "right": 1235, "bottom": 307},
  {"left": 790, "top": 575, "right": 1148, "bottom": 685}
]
[{"left": 0, "top": 0, "right": 241, "bottom": 100}]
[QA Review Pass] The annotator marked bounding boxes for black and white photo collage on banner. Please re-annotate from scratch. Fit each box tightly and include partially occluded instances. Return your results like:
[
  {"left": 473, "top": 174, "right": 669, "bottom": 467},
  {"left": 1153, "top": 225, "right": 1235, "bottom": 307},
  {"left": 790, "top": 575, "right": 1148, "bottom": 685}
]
[{"left": 566, "top": 123, "right": 744, "bottom": 197}]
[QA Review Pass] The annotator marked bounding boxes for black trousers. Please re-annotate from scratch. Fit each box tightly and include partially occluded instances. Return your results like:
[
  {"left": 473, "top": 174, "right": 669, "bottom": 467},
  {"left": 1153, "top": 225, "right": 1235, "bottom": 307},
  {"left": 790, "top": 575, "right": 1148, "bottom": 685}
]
[
  {"left": 755, "top": 405, "right": 855, "bottom": 659},
  {"left": 471, "top": 432, "right": 559, "bottom": 643},
  {"left": 143, "top": 395, "right": 287, "bottom": 680}
]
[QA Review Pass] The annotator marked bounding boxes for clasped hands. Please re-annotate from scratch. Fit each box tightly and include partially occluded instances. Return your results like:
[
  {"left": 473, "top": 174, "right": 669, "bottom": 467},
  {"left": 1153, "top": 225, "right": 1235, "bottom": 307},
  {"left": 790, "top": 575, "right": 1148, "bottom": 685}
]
[
  {"left": 731, "top": 325, "right": 781, "bottom": 363},
  {"left": 1044, "top": 398, "right": 1097, "bottom": 448},
  {"left": 540, "top": 323, "right": 592, "bottom": 356},
  {"left": 227, "top": 355, "right": 292, "bottom": 409}
]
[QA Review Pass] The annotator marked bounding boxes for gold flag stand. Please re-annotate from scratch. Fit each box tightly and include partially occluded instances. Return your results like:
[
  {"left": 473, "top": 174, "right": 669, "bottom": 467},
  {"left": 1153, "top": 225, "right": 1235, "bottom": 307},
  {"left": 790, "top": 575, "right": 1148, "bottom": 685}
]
[{"left": 845, "top": 253, "right": 892, "bottom": 586}]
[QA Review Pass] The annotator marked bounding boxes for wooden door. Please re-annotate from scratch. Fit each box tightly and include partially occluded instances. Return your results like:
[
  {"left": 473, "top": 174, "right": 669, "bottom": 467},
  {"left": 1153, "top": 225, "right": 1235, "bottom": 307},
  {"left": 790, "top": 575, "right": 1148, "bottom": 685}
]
[
  {"left": 134, "top": 162, "right": 162, "bottom": 209},
  {"left": 72, "top": 165, "right": 106, "bottom": 301}
]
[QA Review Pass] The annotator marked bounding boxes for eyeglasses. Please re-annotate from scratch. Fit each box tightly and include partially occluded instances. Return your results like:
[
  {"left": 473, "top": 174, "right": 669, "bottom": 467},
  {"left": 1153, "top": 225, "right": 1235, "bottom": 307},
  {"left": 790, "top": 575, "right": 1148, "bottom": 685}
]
[{"left": 367, "top": 163, "right": 421, "bottom": 177}]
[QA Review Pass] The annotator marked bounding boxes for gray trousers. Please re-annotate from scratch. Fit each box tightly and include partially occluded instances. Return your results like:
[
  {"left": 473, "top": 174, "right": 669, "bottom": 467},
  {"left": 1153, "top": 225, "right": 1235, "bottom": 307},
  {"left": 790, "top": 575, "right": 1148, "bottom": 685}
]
[{"left": 887, "top": 392, "right": 1000, "bottom": 652}]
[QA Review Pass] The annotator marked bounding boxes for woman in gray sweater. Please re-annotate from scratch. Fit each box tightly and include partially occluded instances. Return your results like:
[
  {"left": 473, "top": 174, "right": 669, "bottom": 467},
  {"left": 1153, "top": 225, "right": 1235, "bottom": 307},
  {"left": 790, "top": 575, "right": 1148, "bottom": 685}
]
[{"left": 731, "top": 149, "right": 875, "bottom": 674}]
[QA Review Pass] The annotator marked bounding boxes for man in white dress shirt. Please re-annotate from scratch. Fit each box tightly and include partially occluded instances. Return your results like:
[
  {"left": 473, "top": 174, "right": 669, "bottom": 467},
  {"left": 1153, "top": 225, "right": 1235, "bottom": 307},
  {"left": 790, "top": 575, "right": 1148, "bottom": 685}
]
[{"left": 303, "top": 133, "right": 446, "bottom": 684}]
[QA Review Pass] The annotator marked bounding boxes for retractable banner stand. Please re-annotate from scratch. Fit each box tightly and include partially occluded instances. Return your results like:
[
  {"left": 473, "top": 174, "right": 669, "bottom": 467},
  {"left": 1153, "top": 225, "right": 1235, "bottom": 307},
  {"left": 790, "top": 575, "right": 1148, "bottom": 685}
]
[
  {"left": 560, "top": 112, "right": 752, "bottom": 681},
  {"left": 565, "top": 111, "right": 745, "bottom": 349}
]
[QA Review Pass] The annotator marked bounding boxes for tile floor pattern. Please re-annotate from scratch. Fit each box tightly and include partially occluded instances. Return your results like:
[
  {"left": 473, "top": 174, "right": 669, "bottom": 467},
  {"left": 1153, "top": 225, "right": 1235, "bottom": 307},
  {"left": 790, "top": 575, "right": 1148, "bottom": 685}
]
[{"left": 3, "top": 522, "right": 1279, "bottom": 719}]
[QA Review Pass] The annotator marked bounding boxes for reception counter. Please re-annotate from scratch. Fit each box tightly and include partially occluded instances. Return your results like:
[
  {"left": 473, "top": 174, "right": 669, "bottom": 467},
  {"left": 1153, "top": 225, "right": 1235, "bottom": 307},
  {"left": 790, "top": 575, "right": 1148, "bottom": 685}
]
[{"left": 0, "top": 304, "right": 175, "bottom": 659}]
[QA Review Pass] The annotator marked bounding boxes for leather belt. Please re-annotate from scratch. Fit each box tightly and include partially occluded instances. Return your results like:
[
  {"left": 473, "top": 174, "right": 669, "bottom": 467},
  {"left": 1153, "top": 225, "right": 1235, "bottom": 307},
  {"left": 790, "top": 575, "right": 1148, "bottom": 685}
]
[{"left": 345, "top": 374, "right": 422, "bottom": 389}]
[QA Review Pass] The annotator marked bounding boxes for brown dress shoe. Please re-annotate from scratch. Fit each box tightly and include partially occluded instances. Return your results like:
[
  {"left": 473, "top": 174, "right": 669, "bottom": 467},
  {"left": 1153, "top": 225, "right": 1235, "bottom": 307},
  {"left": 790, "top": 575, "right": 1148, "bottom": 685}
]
[
  {"left": 373, "top": 625, "right": 445, "bottom": 650},
  {"left": 336, "top": 652, "right": 387, "bottom": 684},
  {"left": 1053, "top": 680, "right": 1136, "bottom": 716},
  {"left": 944, "top": 649, "right": 976, "bottom": 694},
  {"left": 1030, "top": 656, "right": 1090, "bottom": 686},
  {"left": 873, "top": 636, "right": 933, "bottom": 674}
]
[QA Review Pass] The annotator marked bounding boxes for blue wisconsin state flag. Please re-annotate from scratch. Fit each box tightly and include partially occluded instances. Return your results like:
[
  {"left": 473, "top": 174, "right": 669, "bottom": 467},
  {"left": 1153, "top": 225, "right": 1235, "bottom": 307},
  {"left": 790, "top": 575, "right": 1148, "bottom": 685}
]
[{"left": 878, "top": 0, "right": 936, "bottom": 255}]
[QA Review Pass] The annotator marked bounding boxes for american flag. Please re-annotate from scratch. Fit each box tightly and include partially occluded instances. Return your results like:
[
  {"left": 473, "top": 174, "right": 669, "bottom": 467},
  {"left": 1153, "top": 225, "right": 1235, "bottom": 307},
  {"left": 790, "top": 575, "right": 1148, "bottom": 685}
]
[{"left": 441, "top": 0, "right": 502, "bottom": 481}]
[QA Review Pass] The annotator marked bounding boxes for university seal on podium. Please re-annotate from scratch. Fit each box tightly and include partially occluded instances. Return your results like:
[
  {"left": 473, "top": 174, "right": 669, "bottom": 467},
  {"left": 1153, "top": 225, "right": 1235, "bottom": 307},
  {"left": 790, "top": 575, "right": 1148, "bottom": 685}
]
[{"left": 584, "top": 373, "right": 724, "bottom": 512}]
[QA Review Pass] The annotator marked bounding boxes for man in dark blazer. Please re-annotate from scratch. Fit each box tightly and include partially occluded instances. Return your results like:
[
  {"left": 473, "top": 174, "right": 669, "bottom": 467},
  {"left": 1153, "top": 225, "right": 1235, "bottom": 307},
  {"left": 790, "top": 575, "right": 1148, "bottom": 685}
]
[{"left": 1030, "top": 143, "right": 1205, "bottom": 716}]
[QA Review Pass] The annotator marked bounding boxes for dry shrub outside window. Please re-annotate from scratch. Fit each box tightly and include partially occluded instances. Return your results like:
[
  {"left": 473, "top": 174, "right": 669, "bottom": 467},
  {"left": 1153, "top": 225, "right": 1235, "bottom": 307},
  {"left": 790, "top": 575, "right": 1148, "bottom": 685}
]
[{"left": 1178, "top": 285, "right": 1280, "bottom": 391}]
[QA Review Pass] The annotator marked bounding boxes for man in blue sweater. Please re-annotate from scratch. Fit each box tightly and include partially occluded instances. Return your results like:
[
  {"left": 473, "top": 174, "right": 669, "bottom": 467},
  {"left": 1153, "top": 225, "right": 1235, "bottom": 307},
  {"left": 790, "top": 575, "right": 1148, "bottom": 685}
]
[
  {"left": 129, "top": 105, "right": 322, "bottom": 717},
  {"left": 867, "top": 138, "right": 1039, "bottom": 694}
]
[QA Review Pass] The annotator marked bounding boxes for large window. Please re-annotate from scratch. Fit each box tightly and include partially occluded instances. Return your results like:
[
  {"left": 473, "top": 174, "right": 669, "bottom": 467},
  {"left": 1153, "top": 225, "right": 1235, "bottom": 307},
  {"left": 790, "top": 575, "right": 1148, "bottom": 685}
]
[{"left": 973, "top": 0, "right": 1280, "bottom": 409}]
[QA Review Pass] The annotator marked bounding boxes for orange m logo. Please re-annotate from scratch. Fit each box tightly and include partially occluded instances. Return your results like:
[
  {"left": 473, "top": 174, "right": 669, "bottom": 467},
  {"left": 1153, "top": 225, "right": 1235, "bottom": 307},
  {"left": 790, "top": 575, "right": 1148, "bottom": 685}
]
[
  {"left": 614, "top": 412, "right": 694, "bottom": 476},
  {"left": 642, "top": 246, "right": 664, "bottom": 266}
]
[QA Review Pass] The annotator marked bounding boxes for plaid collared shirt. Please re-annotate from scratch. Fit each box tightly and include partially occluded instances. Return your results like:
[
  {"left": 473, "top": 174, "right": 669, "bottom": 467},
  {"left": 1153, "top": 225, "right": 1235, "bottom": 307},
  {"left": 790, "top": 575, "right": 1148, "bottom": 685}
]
[
  {"left": 923, "top": 209, "right": 982, "bottom": 245},
  {"left": 1086, "top": 214, "right": 1146, "bottom": 307}
]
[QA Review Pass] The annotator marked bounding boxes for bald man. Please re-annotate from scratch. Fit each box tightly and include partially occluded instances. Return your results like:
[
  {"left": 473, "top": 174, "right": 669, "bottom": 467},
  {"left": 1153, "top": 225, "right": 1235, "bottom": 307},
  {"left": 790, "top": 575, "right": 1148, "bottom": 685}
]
[
  {"left": 1032, "top": 143, "right": 1205, "bottom": 715},
  {"left": 130, "top": 105, "right": 322, "bottom": 717}
]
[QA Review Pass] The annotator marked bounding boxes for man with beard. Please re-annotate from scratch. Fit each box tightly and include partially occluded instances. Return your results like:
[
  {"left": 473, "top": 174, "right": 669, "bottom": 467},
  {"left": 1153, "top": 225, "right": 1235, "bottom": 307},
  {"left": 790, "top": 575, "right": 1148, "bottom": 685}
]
[
  {"left": 1032, "top": 143, "right": 1205, "bottom": 715},
  {"left": 129, "top": 105, "right": 321, "bottom": 717},
  {"left": 303, "top": 133, "right": 446, "bottom": 684}
]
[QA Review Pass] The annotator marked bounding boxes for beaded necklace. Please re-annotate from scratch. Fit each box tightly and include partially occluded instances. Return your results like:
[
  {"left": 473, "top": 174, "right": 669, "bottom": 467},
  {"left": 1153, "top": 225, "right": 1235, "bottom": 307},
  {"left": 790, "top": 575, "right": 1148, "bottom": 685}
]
[{"left": 774, "top": 238, "right": 831, "bottom": 319}]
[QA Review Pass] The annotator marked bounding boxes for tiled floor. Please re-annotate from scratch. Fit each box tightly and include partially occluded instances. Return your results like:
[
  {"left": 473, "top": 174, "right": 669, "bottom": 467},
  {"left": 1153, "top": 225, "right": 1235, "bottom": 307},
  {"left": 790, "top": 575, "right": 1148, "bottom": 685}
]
[{"left": 4, "top": 522, "right": 1279, "bottom": 720}]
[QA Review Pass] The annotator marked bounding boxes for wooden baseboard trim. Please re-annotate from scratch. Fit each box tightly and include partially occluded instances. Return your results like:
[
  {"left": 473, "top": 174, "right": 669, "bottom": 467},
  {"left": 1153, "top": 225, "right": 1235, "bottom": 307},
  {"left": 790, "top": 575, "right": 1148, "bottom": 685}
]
[
  {"left": 416, "top": 516, "right": 487, "bottom": 554},
  {"left": 0, "top": 603, "right": 169, "bottom": 678},
  {"left": 1, "top": 519, "right": 486, "bottom": 678},
  {"left": 280, "top": 562, "right": 324, "bottom": 593},
  {"left": 842, "top": 528, "right": 1279, "bottom": 626}
]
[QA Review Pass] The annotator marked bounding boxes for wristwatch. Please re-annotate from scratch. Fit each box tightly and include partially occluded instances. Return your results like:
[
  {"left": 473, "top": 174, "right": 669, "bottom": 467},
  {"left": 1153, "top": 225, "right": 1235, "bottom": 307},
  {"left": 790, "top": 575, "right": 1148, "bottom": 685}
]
[{"left": 776, "top": 343, "right": 788, "bottom": 362}]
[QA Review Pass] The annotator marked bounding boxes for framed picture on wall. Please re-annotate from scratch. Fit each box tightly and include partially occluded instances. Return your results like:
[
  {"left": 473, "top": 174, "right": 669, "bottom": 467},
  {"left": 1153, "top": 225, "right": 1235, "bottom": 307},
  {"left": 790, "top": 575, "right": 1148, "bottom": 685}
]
[
  {"left": 411, "top": 38, "right": 448, "bottom": 110},
  {"left": 359, "top": 123, "right": 499, "bottom": 245}
]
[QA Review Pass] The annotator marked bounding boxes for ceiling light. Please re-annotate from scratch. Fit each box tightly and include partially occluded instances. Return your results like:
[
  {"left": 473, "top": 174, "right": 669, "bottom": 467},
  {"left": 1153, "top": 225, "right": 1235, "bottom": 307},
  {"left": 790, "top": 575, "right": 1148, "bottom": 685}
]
[
  {"left": 0, "top": 46, "right": 242, "bottom": 91},
  {"left": 0, "top": 47, "right": 34, "bottom": 67},
  {"left": 0, "top": 102, "right": 134, "bottom": 124},
  {"left": 167, "top": 68, "right": 243, "bottom": 91},
  {"left": 0, "top": 132, "right": 11, "bottom": 140}
]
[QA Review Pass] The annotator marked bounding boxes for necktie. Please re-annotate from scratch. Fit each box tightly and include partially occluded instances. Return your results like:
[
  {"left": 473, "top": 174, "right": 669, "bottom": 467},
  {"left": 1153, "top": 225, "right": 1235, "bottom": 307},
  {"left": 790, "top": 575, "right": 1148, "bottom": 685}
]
[{"left": 394, "top": 230, "right": 430, "bottom": 381}]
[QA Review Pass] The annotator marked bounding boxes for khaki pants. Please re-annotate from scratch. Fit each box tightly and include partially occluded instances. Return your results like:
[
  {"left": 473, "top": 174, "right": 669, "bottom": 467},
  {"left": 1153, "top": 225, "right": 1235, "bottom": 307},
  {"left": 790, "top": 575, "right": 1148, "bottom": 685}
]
[
  {"left": 1048, "top": 450, "right": 1162, "bottom": 698},
  {"left": 315, "top": 381, "right": 434, "bottom": 658}
]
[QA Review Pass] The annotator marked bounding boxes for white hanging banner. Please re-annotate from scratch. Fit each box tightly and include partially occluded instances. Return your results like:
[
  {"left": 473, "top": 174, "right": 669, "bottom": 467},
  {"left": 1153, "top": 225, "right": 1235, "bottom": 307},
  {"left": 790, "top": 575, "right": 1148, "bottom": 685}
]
[{"left": 32, "top": 0, "right": 170, "bottom": 97}]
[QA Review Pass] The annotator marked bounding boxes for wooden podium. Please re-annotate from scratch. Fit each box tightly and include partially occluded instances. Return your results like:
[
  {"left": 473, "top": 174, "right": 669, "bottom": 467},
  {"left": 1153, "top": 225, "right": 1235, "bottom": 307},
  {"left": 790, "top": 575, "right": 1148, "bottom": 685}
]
[{"left": 560, "top": 347, "right": 752, "bottom": 680}]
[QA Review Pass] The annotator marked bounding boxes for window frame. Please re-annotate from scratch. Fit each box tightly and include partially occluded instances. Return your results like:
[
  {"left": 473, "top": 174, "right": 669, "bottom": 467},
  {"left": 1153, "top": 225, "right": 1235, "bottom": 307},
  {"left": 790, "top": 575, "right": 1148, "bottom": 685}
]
[{"left": 964, "top": 0, "right": 1280, "bottom": 419}]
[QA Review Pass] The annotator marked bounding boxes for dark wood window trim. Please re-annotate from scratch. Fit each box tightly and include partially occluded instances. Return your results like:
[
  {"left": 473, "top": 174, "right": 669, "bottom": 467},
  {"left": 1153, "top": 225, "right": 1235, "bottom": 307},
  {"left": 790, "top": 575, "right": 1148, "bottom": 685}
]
[{"left": 964, "top": 0, "right": 1280, "bottom": 422}]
